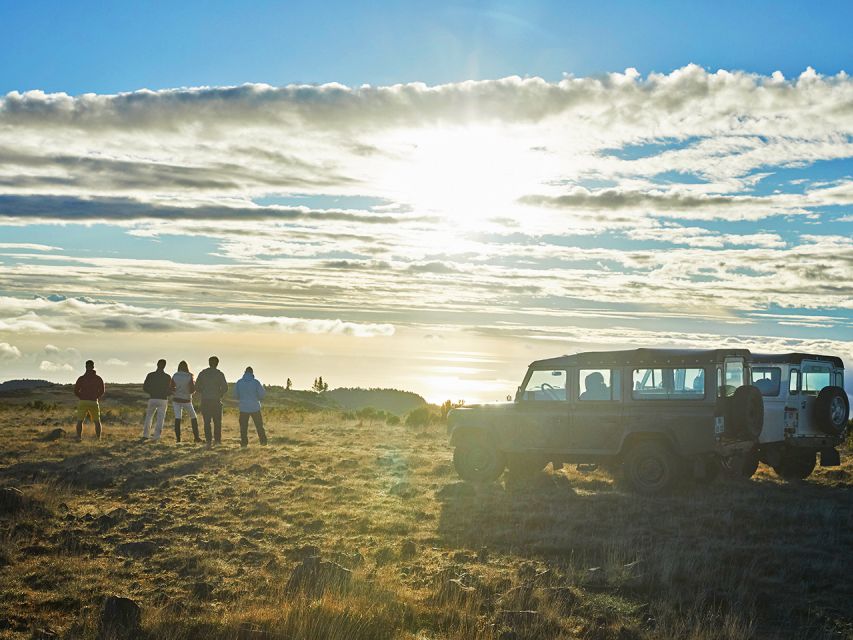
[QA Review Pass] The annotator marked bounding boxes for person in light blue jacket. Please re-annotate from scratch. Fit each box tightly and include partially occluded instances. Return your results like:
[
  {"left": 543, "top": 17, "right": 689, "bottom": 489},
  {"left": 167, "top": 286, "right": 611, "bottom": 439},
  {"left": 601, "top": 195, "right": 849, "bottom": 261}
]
[{"left": 234, "top": 366, "right": 268, "bottom": 447}]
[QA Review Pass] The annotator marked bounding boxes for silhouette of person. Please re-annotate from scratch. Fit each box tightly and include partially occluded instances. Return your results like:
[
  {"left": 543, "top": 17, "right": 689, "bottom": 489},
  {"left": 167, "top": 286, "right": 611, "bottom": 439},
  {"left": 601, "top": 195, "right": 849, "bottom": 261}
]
[
  {"left": 142, "top": 359, "right": 171, "bottom": 441},
  {"left": 579, "top": 371, "right": 610, "bottom": 401},
  {"left": 196, "top": 355, "right": 228, "bottom": 446},
  {"left": 74, "top": 360, "right": 105, "bottom": 440}
]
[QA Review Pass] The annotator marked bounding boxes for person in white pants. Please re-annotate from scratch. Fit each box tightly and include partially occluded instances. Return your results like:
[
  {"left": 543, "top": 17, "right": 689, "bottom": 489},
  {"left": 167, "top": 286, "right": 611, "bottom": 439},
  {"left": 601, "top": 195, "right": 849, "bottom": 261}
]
[
  {"left": 171, "top": 361, "right": 200, "bottom": 442},
  {"left": 142, "top": 359, "right": 172, "bottom": 441}
]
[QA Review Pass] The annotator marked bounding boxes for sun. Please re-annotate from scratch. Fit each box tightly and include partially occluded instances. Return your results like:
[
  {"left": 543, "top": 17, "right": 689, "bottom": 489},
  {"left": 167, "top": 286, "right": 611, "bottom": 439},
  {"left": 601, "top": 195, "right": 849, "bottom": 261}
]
[{"left": 379, "top": 124, "right": 556, "bottom": 228}]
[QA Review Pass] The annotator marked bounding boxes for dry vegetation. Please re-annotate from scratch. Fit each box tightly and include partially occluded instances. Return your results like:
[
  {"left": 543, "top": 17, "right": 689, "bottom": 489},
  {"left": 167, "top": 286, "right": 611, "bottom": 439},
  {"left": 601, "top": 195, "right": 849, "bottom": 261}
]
[{"left": 0, "top": 397, "right": 852, "bottom": 640}]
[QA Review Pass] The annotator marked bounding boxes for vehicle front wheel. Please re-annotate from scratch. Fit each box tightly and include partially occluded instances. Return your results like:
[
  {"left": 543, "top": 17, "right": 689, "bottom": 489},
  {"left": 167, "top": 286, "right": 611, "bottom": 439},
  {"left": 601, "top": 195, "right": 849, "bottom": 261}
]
[
  {"left": 453, "top": 439, "right": 505, "bottom": 483},
  {"left": 622, "top": 441, "right": 683, "bottom": 495},
  {"left": 773, "top": 451, "right": 816, "bottom": 481}
]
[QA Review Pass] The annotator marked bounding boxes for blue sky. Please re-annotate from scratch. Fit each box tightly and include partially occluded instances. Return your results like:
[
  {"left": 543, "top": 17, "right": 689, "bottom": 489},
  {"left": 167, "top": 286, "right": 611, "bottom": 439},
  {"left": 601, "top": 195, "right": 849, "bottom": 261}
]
[
  {"left": 0, "top": 1, "right": 851, "bottom": 401},
  {"left": 2, "top": 0, "right": 852, "bottom": 93}
]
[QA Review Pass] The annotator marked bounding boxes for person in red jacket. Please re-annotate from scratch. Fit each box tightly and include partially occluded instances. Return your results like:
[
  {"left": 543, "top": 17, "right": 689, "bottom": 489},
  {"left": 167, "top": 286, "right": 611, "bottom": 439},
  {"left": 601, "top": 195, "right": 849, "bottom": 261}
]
[{"left": 74, "top": 360, "right": 105, "bottom": 440}]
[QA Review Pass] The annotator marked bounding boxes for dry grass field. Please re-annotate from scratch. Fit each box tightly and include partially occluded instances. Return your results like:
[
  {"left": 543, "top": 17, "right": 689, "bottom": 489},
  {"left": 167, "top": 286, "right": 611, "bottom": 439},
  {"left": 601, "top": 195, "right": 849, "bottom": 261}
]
[{"left": 0, "top": 394, "right": 852, "bottom": 640}]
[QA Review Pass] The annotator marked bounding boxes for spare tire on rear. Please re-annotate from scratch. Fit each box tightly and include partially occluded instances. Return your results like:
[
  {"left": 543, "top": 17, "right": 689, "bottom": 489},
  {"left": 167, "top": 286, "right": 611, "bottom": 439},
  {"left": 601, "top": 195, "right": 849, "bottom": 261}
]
[
  {"left": 814, "top": 386, "right": 849, "bottom": 437},
  {"left": 729, "top": 385, "right": 764, "bottom": 439}
]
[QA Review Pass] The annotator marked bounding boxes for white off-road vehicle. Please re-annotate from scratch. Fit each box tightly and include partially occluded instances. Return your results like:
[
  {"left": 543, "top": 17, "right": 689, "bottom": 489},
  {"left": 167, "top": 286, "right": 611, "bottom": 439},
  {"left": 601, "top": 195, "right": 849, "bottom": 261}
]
[{"left": 741, "top": 353, "right": 849, "bottom": 480}]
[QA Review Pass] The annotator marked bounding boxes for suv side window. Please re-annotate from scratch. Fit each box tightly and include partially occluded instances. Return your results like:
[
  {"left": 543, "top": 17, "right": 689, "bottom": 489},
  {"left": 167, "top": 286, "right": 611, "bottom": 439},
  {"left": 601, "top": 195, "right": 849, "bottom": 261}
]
[
  {"left": 836, "top": 372, "right": 844, "bottom": 388},
  {"left": 789, "top": 369, "right": 799, "bottom": 395},
  {"left": 632, "top": 367, "right": 705, "bottom": 400},
  {"left": 751, "top": 367, "right": 781, "bottom": 397},
  {"left": 579, "top": 369, "right": 620, "bottom": 401}
]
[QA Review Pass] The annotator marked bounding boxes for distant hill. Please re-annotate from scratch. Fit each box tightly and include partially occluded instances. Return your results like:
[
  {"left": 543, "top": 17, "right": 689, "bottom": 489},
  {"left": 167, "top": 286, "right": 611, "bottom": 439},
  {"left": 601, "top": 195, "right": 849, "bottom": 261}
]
[
  {"left": 326, "top": 387, "right": 426, "bottom": 414},
  {"left": 0, "top": 379, "right": 54, "bottom": 392},
  {"left": 0, "top": 380, "right": 427, "bottom": 415}
]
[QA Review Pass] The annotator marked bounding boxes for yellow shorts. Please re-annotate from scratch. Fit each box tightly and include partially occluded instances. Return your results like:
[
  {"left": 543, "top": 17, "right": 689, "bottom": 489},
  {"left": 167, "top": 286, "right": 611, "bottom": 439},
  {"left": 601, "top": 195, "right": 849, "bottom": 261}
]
[{"left": 76, "top": 400, "right": 101, "bottom": 423}]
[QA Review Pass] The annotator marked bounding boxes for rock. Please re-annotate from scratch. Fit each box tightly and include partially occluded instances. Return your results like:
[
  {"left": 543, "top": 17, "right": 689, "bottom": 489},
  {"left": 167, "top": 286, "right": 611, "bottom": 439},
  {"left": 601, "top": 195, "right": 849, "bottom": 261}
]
[
  {"left": 115, "top": 541, "right": 157, "bottom": 558},
  {"left": 97, "top": 596, "right": 141, "bottom": 639},
  {"left": 41, "top": 428, "right": 65, "bottom": 442},
  {"left": 0, "top": 487, "right": 26, "bottom": 514},
  {"left": 400, "top": 539, "right": 417, "bottom": 559},
  {"left": 285, "top": 557, "right": 352, "bottom": 596}
]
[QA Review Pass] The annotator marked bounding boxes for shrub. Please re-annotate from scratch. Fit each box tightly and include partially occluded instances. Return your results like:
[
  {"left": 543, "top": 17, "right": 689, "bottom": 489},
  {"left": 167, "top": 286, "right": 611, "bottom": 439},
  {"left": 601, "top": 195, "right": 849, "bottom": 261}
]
[{"left": 405, "top": 406, "right": 437, "bottom": 428}]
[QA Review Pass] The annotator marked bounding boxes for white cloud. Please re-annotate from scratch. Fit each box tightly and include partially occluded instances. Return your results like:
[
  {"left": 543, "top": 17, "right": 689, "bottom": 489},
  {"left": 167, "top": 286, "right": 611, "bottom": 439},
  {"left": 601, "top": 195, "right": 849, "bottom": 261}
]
[
  {"left": 104, "top": 358, "right": 129, "bottom": 366},
  {"left": 39, "top": 360, "right": 73, "bottom": 372},
  {"left": 0, "top": 342, "right": 21, "bottom": 360}
]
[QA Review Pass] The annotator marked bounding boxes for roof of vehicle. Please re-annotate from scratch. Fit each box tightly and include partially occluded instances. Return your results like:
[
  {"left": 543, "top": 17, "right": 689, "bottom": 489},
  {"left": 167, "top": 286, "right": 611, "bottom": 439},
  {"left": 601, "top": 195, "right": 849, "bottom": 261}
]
[
  {"left": 751, "top": 353, "right": 845, "bottom": 368},
  {"left": 530, "top": 348, "right": 752, "bottom": 369}
]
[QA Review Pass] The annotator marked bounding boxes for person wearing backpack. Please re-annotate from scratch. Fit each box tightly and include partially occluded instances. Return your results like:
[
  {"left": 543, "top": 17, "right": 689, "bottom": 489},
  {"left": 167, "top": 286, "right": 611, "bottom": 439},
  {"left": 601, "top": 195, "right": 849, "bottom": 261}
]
[
  {"left": 171, "top": 361, "right": 200, "bottom": 443},
  {"left": 234, "top": 366, "right": 268, "bottom": 447}
]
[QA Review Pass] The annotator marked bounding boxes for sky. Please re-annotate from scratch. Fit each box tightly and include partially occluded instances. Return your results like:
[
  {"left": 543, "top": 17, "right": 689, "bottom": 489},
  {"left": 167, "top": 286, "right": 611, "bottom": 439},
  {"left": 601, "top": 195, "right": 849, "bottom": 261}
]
[{"left": 0, "top": 0, "right": 851, "bottom": 403}]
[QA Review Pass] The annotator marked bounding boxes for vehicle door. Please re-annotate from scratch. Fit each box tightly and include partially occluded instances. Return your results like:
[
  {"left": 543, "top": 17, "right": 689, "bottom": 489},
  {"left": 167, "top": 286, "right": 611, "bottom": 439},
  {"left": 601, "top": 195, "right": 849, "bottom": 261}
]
[
  {"left": 629, "top": 365, "right": 710, "bottom": 452},
  {"left": 513, "top": 368, "right": 571, "bottom": 451},
  {"left": 797, "top": 361, "right": 834, "bottom": 435},
  {"left": 570, "top": 367, "right": 623, "bottom": 453},
  {"left": 751, "top": 365, "right": 785, "bottom": 442}
]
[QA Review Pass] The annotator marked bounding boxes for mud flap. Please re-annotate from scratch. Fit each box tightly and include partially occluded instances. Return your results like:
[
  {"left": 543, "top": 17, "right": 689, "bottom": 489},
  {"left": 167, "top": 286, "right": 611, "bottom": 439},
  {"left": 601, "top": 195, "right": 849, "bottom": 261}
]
[{"left": 820, "top": 448, "right": 841, "bottom": 467}]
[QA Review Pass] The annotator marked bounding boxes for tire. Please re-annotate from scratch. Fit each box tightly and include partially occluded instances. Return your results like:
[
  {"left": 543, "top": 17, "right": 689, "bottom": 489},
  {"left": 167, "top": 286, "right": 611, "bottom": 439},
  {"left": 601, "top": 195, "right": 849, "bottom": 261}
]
[
  {"left": 453, "top": 438, "right": 505, "bottom": 483},
  {"left": 729, "top": 385, "right": 764, "bottom": 439},
  {"left": 773, "top": 450, "right": 816, "bottom": 481},
  {"left": 622, "top": 440, "right": 683, "bottom": 495},
  {"left": 814, "top": 386, "right": 849, "bottom": 437},
  {"left": 695, "top": 456, "right": 721, "bottom": 484},
  {"left": 722, "top": 448, "right": 759, "bottom": 479}
]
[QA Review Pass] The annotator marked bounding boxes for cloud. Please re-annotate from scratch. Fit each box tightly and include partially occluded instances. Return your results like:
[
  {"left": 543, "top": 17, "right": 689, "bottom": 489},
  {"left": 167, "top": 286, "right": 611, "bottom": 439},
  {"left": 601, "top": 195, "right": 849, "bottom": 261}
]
[
  {"left": 104, "top": 358, "right": 129, "bottom": 366},
  {"left": 0, "top": 342, "right": 21, "bottom": 360},
  {"left": 39, "top": 360, "right": 74, "bottom": 372},
  {"left": 0, "top": 295, "right": 395, "bottom": 338}
]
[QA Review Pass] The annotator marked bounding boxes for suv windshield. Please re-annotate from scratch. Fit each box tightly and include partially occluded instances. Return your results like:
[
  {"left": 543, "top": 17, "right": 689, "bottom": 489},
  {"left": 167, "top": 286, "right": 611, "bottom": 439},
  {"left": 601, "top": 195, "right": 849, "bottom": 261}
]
[{"left": 521, "top": 369, "right": 567, "bottom": 401}]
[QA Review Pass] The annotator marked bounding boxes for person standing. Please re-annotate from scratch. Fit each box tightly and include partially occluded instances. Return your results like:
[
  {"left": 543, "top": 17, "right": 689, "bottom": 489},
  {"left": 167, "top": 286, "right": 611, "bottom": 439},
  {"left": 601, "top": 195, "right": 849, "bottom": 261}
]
[
  {"left": 171, "top": 361, "right": 200, "bottom": 443},
  {"left": 141, "top": 359, "right": 171, "bottom": 441},
  {"left": 74, "top": 360, "right": 105, "bottom": 440},
  {"left": 234, "top": 366, "right": 268, "bottom": 447},
  {"left": 196, "top": 355, "right": 228, "bottom": 446}
]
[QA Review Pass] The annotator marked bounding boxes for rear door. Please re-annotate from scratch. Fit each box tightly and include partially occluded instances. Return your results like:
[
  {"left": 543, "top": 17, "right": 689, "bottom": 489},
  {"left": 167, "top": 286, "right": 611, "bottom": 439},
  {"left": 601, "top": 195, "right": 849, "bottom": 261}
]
[
  {"left": 752, "top": 365, "right": 785, "bottom": 442},
  {"left": 798, "top": 360, "right": 834, "bottom": 435}
]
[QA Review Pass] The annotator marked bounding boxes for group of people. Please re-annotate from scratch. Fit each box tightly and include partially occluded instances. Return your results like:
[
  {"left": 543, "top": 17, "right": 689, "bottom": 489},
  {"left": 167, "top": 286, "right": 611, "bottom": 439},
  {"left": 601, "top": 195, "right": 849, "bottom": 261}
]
[{"left": 73, "top": 356, "right": 268, "bottom": 448}]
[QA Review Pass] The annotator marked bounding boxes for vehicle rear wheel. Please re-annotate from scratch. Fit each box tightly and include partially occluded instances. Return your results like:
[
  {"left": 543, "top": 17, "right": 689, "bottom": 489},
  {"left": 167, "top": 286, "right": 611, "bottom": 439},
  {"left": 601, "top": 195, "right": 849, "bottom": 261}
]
[
  {"left": 773, "top": 450, "right": 816, "bottom": 481},
  {"left": 453, "top": 439, "right": 505, "bottom": 483},
  {"left": 622, "top": 441, "right": 683, "bottom": 495},
  {"left": 814, "top": 386, "right": 849, "bottom": 437}
]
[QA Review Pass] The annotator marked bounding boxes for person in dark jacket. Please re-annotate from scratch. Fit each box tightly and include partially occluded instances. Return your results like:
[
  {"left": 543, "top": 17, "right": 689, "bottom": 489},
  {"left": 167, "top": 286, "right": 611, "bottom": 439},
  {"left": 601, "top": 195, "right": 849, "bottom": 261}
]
[
  {"left": 142, "top": 359, "right": 171, "bottom": 441},
  {"left": 234, "top": 366, "right": 268, "bottom": 447},
  {"left": 74, "top": 360, "right": 105, "bottom": 440},
  {"left": 195, "top": 355, "right": 229, "bottom": 446}
]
